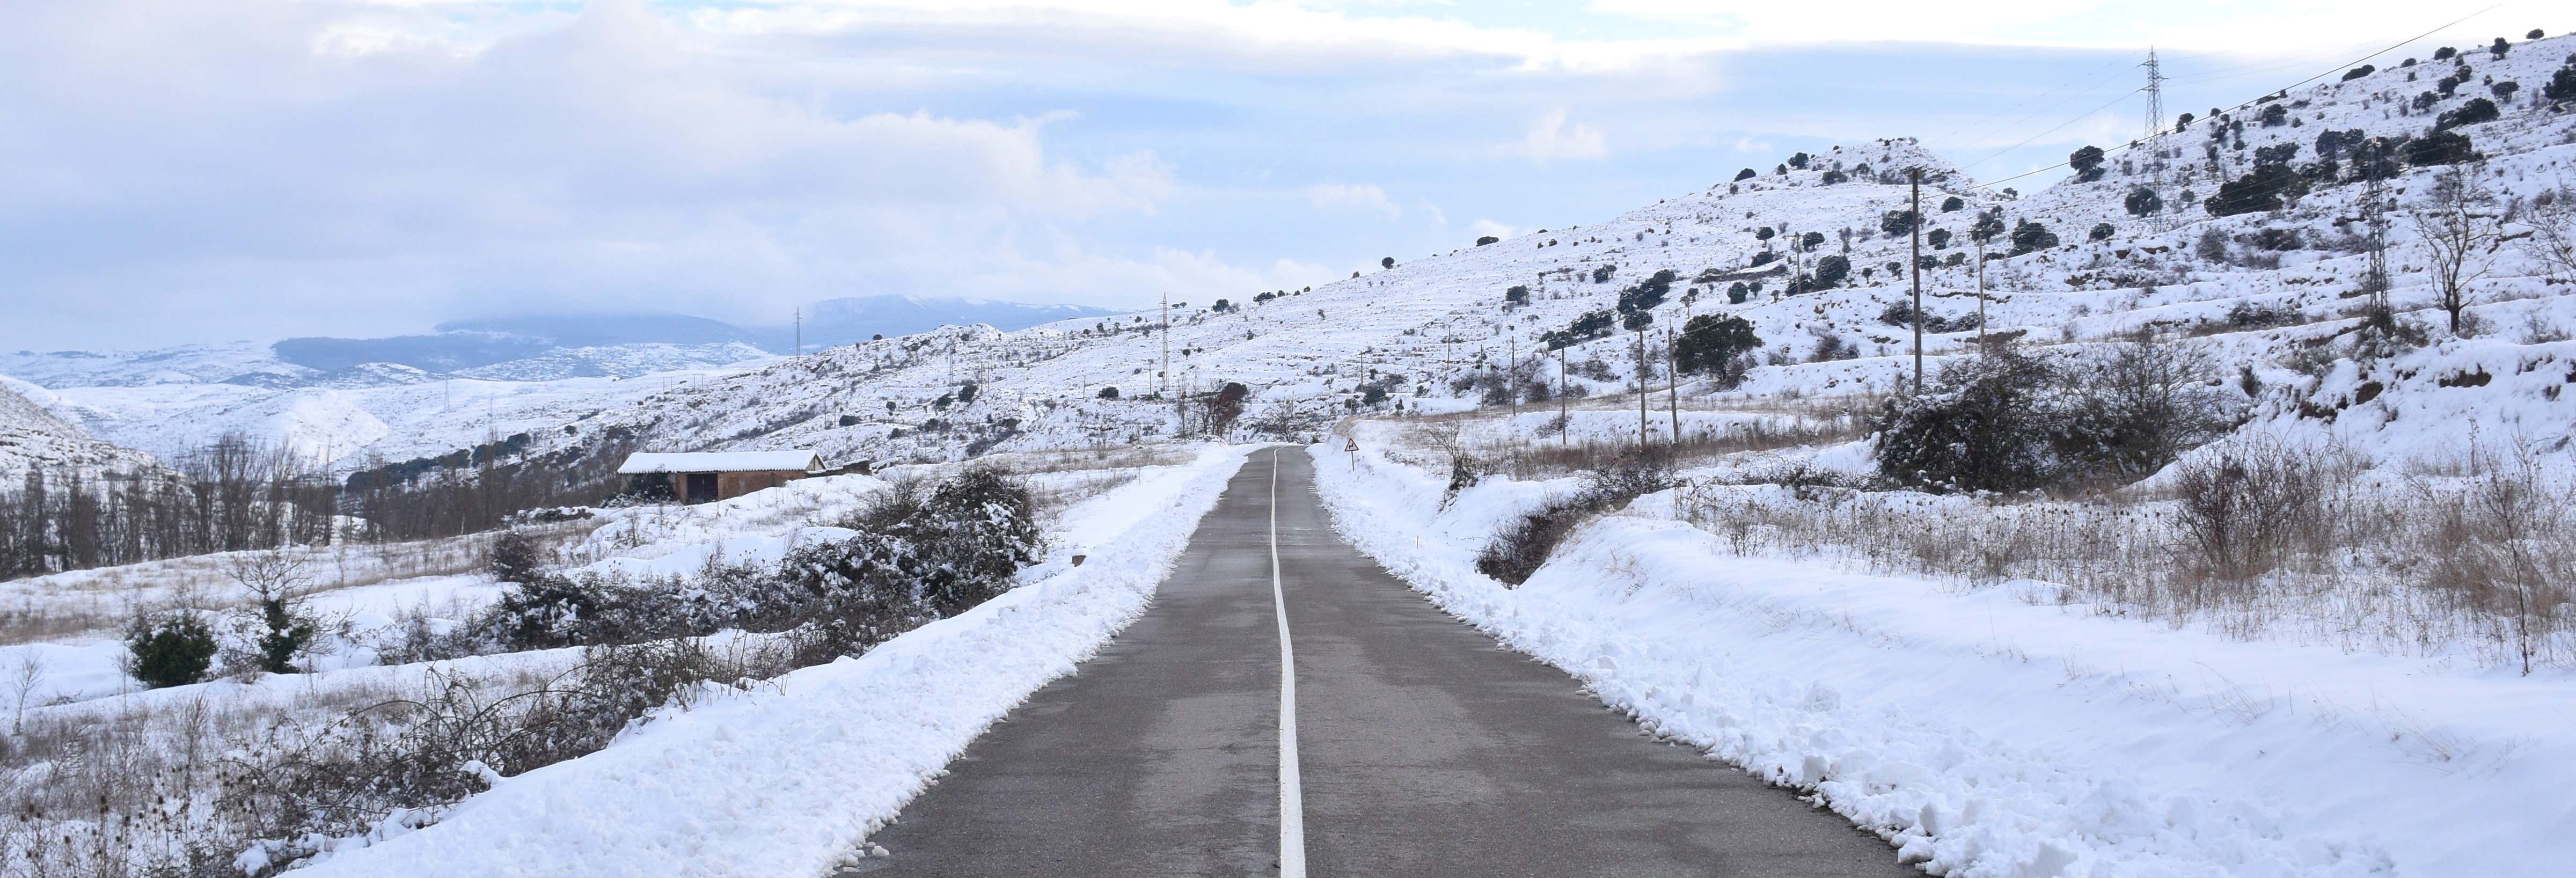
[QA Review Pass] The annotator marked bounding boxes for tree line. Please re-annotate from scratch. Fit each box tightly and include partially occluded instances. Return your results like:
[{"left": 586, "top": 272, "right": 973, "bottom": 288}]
[
  {"left": 0, "top": 434, "right": 338, "bottom": 577},
  {"left": 1, "top": 428, "right": 642, "bottom": 579}
]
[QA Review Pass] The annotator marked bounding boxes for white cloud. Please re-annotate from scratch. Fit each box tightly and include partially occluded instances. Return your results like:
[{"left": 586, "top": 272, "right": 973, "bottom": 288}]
[
  {"left": 0, "top": 0, "right": 1187, "bottom": 347},
  {"left": 1506, "top": 108, "right": 1607, "bottom": 164},
  {"left": 1302, "top": 183, "right": 1401, "bottom": 217}
]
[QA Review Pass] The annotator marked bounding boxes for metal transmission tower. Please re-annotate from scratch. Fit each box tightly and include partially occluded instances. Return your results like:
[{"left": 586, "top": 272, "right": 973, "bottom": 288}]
[
  {"left": 2140, "top": 47, "right": 2171, "bottom": 232},
  {"left": 2362, "top": 140, "right": 2392, "bottom": 303}
]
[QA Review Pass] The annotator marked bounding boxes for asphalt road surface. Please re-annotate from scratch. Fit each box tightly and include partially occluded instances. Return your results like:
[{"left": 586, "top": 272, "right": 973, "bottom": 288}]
[{"left": 846, "top": 449, "right": 1914, "bottom": 877}]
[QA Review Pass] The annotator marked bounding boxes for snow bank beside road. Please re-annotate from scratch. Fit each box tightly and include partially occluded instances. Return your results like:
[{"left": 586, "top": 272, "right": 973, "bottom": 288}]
[
  {"left": 1312, "top": 443, "right": 2576, "bottom": 877},
  {"left": 297, "top": 444, "right": 1253, "bottom": 878}
]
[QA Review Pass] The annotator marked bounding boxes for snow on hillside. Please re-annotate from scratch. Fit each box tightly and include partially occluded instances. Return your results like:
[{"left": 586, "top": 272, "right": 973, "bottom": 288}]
[
  {"left": 38, "top": 361, "right": 768, "bottom": 469},
  {"left": 0, "top": 374, "right": 166, "bottom": 480},
  {"left": 537, "top": 41, "right": 2575, "bottom": 474},
  {"left": 0, "top": 341, "right": 309, "bottom": 389}
]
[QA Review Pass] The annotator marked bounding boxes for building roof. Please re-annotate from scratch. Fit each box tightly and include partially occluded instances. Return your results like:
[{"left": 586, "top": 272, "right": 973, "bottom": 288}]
[{"left": 617, "top": 450, "right": 824, "bottom": 475}]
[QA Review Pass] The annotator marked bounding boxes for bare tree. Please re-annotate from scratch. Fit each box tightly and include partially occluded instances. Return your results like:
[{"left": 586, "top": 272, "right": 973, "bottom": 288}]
[
  {"left": 2410, "top": 163, "right": 2501, "bottom": 335},
  {"left": 2521, "top": 184, "right": 2576, "bottom": 283},
  {"left": 6, "top": 653, "right": 44, "bottom": 735}
]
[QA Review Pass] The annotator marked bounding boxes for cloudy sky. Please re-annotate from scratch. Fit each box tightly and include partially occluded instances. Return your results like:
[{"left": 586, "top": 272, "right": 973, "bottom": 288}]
[{"left": 0, "top": 0, "right": 2548, "bottom": 350}]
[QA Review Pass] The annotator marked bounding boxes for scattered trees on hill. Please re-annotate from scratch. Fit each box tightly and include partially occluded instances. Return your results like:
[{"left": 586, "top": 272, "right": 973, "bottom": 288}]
[
  {"left": 1381, "top": 257, "right": 1395, "bottom": 269},
  {"left": 2435, "top": 98, "right": 2500, "bottom": 130},
  {"left": 1735, "top": 168, "right": 1756, "bottom": 181},
  {"left": 2089, "top": 222, "right": 2117, "bottom": 242},
  {"left": 1540, "top": 310, "right": 1616, "bottom": 349},
  {"left": 2125, "top": 186, "right": 2164, "bottom": 216},
  {"left": 1810, "top": 254, "right": 1851, "bottom": 289},
  {"left": 2008, "top": 219, "right": 2058, "bottom": 254},
  {"left": 2406, "top": 129, "right": 2479, "bottom": 166},
  {"left": 2206, "top": 164, "right": 2301, "bottom": 216},
  {"left": 1940, "top": 195, "right": 1965, "bottom": 212},
  {"left": 1968, "top": 209, "right": 2005, "bottom": 246},
  {"left": 1880, "top": 209, "right": 1918, "bottom": 238},
  {"left": 1673, "top": 315, "right": 1762, "bottom": 388},
  {"left": 2069, "top": 145, "right": 2107, "bottom": 182}
]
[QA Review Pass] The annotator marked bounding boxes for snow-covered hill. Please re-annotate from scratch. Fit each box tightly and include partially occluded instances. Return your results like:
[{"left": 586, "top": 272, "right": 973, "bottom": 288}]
[
  {"left": 525, "top": 31, "right": 2574, "bottom": 474},
  {"left": 0, "top": 375, "right": 167, "bottom": 481}
]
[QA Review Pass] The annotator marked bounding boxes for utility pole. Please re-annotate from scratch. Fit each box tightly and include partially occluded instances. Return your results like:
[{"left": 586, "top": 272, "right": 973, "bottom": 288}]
[
  {"left": 794, "top": 306, "right": 802, "bottom": 356},
  {"left": 1557, "top": 346, "right": 1568, "bottom": 447},
  {"left": 1507, "top": 331, "right": 1519, "bottom": 422},
  {"left": 1665, "top": 326, "right": 1680, "bottom": 447},
  {"left": 1973, "top": 235, "right": 1988, "bottom": 346},
  {"left": 1159, "top": 290, "right": 1171, "bottom": 399},
  {"left": 1909, "top": 166, "right": 1924, "bottom": 394},
  {"left": 1636, "top": 319, "right": 1649, "bottom": 450},
  {"left": 2141, "top": 47, "right": 2170, "bottom": 232}
]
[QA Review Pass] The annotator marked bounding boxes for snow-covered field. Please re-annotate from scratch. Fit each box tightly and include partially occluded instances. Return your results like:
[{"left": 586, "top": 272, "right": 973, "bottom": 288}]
[
  {"left": 1310, "top": 441, "right": 2574, "bottom": 877},
  {"left": 0, "top": 442, "right": 1246, "bottom": 876},
  {"left": 288, "top": 444, "right": 1248, "bottom": 877}
]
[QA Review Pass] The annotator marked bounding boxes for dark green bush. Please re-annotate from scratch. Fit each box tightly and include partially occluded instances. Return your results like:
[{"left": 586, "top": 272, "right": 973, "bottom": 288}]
[{"left": 126, "top": 611, "right": 219, "bottom": 689}]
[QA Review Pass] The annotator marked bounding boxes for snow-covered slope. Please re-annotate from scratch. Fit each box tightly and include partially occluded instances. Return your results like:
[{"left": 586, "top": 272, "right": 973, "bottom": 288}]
[
  {"left": 0, "top": 375, "right": 166, "bottom": 480},
  {"left": 531, "top": 33, "right": 2575, "bottom": 471}
]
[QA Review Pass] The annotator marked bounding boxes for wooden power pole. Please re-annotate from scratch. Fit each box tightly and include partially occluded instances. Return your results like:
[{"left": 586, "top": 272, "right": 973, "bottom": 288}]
[
  {"left": 1635, "top": 321, "right": 1649, "bottom": 449},
  {"left": 1909, "top": 166, "right": 1925, "bottom": 394},
  {"left": 1665, "top": 326, "right": 1680, "bottom": 447},
  {"left": 1557, "top": 346, "right": 1568, "bottom": 447}
]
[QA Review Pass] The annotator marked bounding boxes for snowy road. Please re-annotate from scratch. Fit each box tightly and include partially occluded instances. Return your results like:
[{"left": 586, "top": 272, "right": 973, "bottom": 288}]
[{"left": 848, "top": 450, "right": 1909, "bottom": 876}]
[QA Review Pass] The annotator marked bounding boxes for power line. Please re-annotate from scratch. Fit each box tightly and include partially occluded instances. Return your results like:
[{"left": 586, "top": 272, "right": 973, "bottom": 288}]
[
  {"left": 1962, "top": 89, "right": 2138, "bottom": 172},
  {"left": 1970, "top": 4, "right": 2505, "bottom": 191},
  {"left": 1932, "top": 55, "right": 2140, "bottom": 144}
]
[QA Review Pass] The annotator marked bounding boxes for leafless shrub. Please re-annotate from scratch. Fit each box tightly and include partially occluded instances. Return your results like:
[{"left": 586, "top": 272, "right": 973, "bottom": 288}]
[
  {"left": 2521, "top": 183, "right": 2576, "bottom": 282},
  {"left": 2171, "top": 437, "right": 2347, "bottom": 583},
  {"left": 2416, "top": 443, "right": 2574, "bottom": 675}
]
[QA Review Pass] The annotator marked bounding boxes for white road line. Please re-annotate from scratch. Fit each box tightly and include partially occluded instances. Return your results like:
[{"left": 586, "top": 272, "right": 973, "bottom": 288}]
[{"left": 1269, "top": 450, "right": 1308, "bottom": 878}]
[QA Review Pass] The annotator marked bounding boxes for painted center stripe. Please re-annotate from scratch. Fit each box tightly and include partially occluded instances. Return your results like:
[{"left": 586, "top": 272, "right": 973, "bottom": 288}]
[{"left": 1270, "top": 450, "right": 1308, "bottom": 878}]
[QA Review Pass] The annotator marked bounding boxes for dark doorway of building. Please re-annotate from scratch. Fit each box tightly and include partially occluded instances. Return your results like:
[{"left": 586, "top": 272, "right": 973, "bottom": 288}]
[{"left": 685, "top": 472, "right": 719, "bottom": 503}]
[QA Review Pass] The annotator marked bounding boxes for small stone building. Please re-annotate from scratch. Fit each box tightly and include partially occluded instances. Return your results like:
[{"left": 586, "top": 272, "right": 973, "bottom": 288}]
[{"left": 617, "top": 450, "right": 825, "bottom": 504}]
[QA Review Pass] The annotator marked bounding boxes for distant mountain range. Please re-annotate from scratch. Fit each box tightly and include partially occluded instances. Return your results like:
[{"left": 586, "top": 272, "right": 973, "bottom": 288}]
[
  {"left": 3, "top": 295, "right": 1128, "bottom": 390},
  {"left": 782, "top": 296, "right": 1122, "bottom": 350}
]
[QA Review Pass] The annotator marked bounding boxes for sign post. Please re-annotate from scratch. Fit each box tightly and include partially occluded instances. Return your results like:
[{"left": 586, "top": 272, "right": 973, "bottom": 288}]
[{"left": 1343, "top": 437, "right": 1359, "bottom": 471}]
